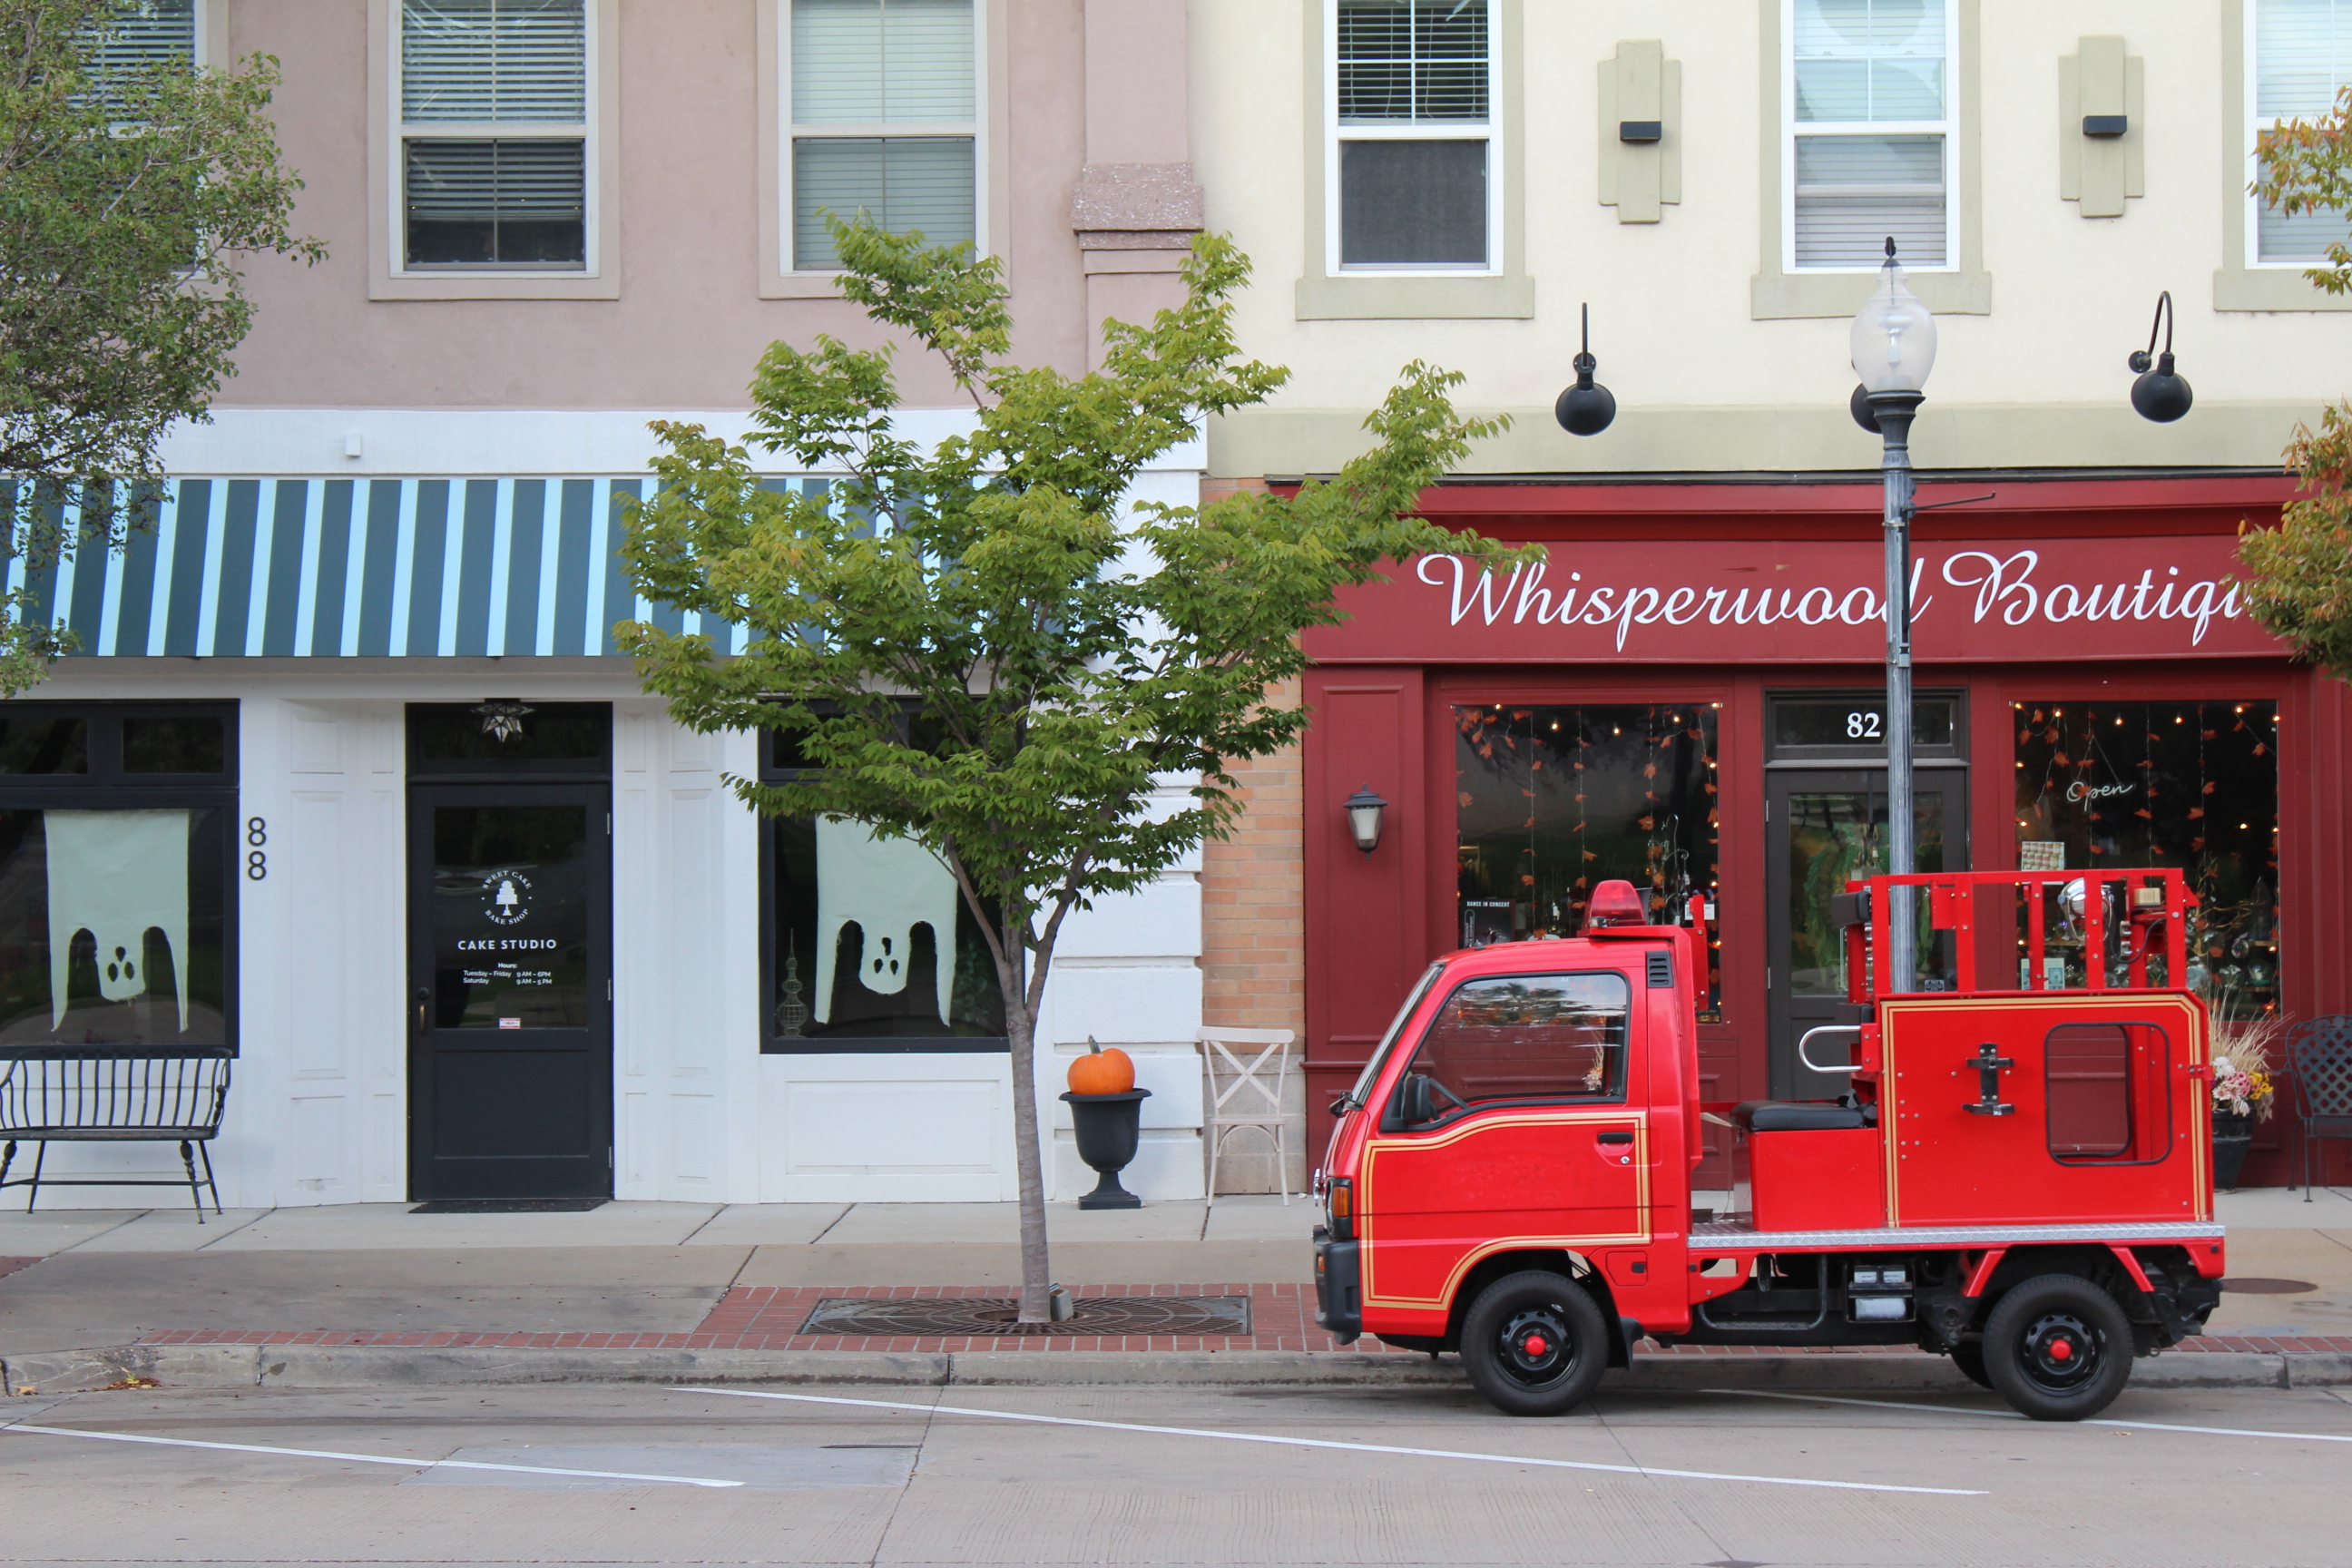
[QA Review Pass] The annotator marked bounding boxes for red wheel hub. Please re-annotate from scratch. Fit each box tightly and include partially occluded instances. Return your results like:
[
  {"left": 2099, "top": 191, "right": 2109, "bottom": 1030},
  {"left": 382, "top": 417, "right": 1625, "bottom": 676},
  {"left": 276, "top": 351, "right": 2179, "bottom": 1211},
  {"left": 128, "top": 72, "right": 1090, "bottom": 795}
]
[{"left": 1523, "top": 1334, "right": 1549, "bottom": 1357}]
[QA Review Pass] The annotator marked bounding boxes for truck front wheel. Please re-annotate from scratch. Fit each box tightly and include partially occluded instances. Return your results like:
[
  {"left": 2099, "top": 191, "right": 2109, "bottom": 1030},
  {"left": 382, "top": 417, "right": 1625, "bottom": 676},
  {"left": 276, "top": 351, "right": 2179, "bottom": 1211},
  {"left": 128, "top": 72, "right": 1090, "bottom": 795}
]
[
  {"left": 1460, "top": 1270, "right": 1611, "bottom": 1417},
  {"left": 1981, "top": 1273, "right": 2134, "bottom": 1420}
]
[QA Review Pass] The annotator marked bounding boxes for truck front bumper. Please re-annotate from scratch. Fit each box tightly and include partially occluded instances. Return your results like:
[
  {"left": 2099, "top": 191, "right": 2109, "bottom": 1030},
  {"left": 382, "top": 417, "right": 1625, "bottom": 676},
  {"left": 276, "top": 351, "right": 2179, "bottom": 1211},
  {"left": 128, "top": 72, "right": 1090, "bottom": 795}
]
[{"left": 1313, "top": 1225, "right": 1361, "bottom": 1343}]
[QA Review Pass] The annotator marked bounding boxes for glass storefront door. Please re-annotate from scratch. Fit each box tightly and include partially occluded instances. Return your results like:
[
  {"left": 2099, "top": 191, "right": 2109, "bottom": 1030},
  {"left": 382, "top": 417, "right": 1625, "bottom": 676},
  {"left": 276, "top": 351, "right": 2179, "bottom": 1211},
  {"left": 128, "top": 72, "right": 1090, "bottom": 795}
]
[
  {"left": 1766, "top": 769, "right": 1967, "bottom": 1097},
  {"left": 1763, "top": 691, "right": 1968, "bottom": 1100},
  {"left": 407, "top": 786, "right": 611, "bottom": 1200}
]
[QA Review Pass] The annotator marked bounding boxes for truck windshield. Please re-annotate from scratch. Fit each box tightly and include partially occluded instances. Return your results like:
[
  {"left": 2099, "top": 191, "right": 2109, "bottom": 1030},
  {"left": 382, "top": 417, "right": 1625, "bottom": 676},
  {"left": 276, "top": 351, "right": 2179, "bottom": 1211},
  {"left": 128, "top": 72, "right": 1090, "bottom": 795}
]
[{"left": 1339, "top": 963, "right": 1446, "bottom": 1112}]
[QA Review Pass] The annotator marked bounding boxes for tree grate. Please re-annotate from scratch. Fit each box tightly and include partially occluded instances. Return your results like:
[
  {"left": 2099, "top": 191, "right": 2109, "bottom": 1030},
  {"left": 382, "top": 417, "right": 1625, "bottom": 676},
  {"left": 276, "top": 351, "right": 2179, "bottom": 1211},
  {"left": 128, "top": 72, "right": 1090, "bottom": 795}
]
[{"left": 797, "top": 1296, "right": 1251, "bottom": 1338}]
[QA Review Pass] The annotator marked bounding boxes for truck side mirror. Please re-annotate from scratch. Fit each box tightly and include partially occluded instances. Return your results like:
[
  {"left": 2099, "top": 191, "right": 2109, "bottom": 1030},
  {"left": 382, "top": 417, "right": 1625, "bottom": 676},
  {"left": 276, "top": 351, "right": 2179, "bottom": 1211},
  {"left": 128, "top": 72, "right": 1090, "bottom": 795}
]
[{"left": 1399, "top": 1073, "right": 1436, "bottom": 1125}]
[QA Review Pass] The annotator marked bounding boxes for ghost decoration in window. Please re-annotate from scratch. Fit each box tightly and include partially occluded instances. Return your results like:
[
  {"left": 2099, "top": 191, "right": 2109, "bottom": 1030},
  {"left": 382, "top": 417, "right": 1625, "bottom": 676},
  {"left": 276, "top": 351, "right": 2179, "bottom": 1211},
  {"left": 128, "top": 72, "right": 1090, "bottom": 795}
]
[
  {"left": 812, "top": 816, "right": 960, "bottom": 1028},
  {"left": 45, "top": 808, "right": 191, "bottom": 1033}
]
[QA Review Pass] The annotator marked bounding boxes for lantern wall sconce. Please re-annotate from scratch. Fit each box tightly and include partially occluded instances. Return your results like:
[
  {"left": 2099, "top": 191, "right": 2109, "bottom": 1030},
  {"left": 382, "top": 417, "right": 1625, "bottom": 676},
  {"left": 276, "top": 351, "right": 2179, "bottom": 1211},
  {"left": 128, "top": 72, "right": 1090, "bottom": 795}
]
[
  {"left": 1343, "top": 785, "right": 1387, "bottom": 855},
  {"left": 2127, "top": 290, "right": 2192, "bottom": 423}
]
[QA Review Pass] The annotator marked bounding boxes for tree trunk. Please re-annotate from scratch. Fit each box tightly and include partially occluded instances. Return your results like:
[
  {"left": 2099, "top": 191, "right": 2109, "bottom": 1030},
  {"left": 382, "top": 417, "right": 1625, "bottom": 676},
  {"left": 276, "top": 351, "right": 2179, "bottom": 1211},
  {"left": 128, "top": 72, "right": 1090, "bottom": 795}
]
[{"left": 1004, "top": 990, "right": 1054, "bottom": 1322}]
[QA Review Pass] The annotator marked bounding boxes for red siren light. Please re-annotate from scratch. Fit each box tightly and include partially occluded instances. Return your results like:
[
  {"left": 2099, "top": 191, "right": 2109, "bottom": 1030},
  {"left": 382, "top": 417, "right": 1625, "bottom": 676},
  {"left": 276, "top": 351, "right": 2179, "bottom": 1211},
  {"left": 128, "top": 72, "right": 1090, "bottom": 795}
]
[{"left": 1583, "top": 879, "right": 1648, "bottom": 931}]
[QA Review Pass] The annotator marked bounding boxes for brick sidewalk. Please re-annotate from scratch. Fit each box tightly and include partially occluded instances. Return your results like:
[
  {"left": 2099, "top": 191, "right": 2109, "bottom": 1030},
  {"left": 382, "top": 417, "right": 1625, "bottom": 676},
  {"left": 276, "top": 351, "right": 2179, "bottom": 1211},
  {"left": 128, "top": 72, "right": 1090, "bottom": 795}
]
[{"left": 131, "top": 1282, "right": 2352, "bottom": 1358}]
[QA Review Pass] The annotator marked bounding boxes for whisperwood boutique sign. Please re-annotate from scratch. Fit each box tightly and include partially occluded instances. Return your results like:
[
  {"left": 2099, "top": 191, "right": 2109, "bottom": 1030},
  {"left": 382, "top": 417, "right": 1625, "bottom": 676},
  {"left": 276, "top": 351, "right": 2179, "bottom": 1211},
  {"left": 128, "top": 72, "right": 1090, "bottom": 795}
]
[{"left": 1306, "top": 535, "right": 2285, "bottom": 664}]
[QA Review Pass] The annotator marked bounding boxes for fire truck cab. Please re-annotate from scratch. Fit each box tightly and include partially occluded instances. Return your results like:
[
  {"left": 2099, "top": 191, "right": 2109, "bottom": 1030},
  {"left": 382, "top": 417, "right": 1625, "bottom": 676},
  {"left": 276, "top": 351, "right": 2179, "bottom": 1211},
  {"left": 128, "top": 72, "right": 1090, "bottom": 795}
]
[{"left": 1311, "top": 868, "right": 2225, "bottom": 1421}]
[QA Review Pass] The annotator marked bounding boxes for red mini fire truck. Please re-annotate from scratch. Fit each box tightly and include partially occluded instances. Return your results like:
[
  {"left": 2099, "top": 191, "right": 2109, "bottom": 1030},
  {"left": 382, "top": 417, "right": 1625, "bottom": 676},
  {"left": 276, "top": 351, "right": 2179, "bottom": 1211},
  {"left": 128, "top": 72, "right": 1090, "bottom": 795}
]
[{"left": 1311, "top": 867, "right": 2226, "bottom": 1421}]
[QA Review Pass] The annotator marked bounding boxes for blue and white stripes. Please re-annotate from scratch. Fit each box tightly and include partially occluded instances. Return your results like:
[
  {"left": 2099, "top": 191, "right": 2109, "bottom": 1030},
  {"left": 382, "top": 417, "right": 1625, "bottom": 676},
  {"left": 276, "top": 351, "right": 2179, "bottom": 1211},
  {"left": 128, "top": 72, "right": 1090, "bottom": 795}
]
[{"left": 15, "top": 476, "right": 810, "bottom": 659}]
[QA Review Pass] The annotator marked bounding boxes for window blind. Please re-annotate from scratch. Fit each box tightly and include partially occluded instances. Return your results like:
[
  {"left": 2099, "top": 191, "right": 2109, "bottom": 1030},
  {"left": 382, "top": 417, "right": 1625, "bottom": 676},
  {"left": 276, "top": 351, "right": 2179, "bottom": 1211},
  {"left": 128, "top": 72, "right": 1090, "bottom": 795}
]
[
  {"left": 2255, "top": 0, "right": 2350, "bottom": 121},
  {"left": 1792, "top": 0, "right": 1944, "bottom": 122},
  {"left": 1793, "top": 133, "right": 1946, "bottom": 268},
  {"left": 791, "top": 0, "right": 974, "bottom": 124},
  {"left": 1790, "top": 0, "right": 1948, "bottom": 270},
  {"left": 88, "top": 0, "right": 194, "bottom": 77},
  {"left": 2254, "top": 0, "right": 2352, "bottom": 263},
  {"left": 1337, "top": 0, "right": 1487, "bottom": 123},
  {"left": 403, "top": 0, "right": 586, "bottom": 123},
  {"left": 405, "top": 139, "right": 586, "bottom": 265},
  {"left": 793, "top": 137, "right": 975, "bottom": 267}
]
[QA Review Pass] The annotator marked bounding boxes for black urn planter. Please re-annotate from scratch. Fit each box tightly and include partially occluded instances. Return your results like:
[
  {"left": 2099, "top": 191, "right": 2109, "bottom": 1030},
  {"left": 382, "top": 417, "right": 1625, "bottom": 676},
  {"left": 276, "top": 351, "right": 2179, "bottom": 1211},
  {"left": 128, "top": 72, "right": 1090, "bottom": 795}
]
[
  {"left": 2212, "top": 1110, "right": 2254, "bottom": 1191},
  {"left": 1062, "top": 1087, "right": 1151, "bottom": 1210}
]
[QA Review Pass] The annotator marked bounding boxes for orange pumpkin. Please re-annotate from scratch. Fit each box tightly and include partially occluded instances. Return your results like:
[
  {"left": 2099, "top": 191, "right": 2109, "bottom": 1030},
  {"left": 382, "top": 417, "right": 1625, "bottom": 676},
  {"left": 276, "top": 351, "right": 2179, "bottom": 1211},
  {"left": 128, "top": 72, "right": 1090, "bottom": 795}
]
[{"left": 1066, "top": 1036, "right": 1135, "bottom": 1095}]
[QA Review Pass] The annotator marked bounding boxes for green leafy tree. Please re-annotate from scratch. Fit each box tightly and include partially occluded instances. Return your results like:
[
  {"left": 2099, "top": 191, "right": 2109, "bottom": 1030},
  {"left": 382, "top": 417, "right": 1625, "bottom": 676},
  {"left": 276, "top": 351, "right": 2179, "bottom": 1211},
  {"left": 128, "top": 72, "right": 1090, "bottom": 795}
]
[
  {"left": 2240, "top": 87, "right": 2352, "bottom": 679},
  {"left": 0, "top": 0, "right": 322, "bottom": 692},
  {"left": 620, "top": 220, "right": 1524, "bottom": 1319}
]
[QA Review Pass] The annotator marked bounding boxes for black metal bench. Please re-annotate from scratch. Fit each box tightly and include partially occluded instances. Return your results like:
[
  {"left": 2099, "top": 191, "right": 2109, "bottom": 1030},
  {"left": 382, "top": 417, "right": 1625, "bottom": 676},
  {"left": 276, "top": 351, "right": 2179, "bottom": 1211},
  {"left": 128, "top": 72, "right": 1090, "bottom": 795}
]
[{"left": 0, "top": 1049, "right": 231, "bottom": 1219}]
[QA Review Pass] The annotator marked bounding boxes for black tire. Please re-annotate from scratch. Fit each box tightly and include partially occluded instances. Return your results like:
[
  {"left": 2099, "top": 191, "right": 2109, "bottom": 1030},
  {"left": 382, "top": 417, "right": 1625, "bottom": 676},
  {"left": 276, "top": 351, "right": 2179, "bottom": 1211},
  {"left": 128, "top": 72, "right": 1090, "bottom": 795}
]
[
  {"left": 1949, "top": 1341, "right": 1994, "bottom": 1389},
  {"left": 1981, "top": 1273, "right": 2135, "bottom": 1421},
  {"left": 1458, "top": 1270, "right": 1611, "bottom": 1417}
]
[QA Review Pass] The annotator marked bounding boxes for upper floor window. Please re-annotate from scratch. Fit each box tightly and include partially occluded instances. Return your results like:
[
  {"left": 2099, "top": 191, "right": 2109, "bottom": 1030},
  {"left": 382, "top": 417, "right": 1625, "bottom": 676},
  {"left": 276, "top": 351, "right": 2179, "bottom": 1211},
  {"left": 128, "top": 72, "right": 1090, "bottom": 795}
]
[
  {"left": 2251, "top": 0, "right": 2352, "bottom": 265},
  {"left": 1786, "top": 0, "right": 1954, "bottom": 271},
  {"left": 788, "top": 0, "right": 977, "bottom": 270},
  {"left": 397, "top": 0, "right": 589, "bottom": 270},
  {"left": 90, "top": 0, "right": 195, "bottom": 74},
  {"left": 1329, "top": 0, "right": 1494, "bottom": 271}
]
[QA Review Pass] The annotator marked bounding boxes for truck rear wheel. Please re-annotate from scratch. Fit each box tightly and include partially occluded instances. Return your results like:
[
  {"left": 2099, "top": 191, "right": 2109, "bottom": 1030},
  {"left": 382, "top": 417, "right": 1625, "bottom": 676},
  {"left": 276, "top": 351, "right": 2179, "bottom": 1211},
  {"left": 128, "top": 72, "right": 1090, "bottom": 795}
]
[
  {"left": 1459, "top": 1270, "right": 1610, "bottom": 1417},
  {"left": 1981, "top": 1273, "right": 2134, "bottom": 1421}
]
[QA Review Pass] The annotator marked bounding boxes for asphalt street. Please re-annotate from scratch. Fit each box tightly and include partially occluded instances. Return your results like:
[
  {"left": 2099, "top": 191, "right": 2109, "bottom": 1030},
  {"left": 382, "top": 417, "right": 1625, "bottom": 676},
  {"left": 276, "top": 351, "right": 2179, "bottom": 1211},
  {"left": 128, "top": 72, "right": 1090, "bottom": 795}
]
[{"left": 2, "top": 1377, "right": 2349, "bottom": 1566}]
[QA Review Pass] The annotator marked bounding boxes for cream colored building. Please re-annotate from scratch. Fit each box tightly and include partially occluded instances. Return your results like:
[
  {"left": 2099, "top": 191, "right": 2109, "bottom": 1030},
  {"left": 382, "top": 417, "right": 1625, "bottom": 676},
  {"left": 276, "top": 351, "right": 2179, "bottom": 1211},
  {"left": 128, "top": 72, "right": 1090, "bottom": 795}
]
[{"left": 1184, "top": 0, "right": 2352, "bottom": 1190}]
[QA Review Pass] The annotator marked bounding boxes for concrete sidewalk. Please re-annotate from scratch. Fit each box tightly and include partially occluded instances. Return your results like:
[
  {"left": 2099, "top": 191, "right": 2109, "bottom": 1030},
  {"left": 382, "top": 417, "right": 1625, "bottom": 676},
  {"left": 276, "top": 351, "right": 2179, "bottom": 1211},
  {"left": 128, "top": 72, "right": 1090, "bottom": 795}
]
[{"left": 5, "top": 1188, "right": 2350, "bottom": 1394}]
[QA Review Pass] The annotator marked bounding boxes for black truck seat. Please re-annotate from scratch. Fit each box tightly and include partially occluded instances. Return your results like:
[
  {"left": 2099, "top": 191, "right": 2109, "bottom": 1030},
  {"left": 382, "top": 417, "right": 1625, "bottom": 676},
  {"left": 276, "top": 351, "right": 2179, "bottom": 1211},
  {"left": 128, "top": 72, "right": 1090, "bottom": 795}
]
[{"left": 1731, "top": 1099, "right": 1873, "bottom": 1132}]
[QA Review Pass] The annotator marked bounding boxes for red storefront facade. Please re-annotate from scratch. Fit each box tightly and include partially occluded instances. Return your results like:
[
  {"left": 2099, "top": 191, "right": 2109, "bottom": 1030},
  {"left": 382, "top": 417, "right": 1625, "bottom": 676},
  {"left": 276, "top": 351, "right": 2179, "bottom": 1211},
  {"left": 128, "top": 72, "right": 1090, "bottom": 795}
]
[{"left": 1298, "top": 475, "right": 2346, "bottom": 1187}]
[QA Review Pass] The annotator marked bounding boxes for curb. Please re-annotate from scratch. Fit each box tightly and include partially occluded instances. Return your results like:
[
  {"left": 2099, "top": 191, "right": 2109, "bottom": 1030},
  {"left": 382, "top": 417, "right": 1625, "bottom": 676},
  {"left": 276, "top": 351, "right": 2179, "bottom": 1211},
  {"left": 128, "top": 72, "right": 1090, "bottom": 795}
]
[{"left": 6, "top": 1345, "right": 2345, "bottom": 1396}]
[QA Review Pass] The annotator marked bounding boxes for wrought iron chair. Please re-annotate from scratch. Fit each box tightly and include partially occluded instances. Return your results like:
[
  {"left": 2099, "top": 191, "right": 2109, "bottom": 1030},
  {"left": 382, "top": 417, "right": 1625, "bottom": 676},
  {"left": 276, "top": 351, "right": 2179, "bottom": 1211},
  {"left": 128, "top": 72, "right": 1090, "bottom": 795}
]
[{"left": 2287, "top": 1017, "right": 2352, "bottom": 1200}]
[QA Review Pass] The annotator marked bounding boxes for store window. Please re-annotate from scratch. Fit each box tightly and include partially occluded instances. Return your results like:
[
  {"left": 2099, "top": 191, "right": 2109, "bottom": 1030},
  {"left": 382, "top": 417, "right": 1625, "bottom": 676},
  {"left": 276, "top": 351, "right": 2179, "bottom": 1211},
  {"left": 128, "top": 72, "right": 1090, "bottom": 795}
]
[
  {"left": 0, "top": 704, "right": 237, "bottom": 1052},
  {"left": 788, "top": 0, "right": 978, "bottom": 270},
  {"left": 1453, "top": 703, "right": 1720, "bottom": 1015},
  {"left": 2014, "top": 700, "right": 2278, "bottom": 1017},
  {"left": 760, "top": 719, "right": 1005, "bottom": 1053}
]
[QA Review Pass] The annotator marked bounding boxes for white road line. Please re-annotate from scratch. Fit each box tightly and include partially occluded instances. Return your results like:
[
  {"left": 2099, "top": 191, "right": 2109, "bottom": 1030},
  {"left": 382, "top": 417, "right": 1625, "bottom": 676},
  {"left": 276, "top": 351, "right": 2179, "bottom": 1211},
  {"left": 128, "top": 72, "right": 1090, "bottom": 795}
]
[
  {"left": 1704, "top": 1387, "right": 2352, "bottom": 1443},
  {"left": 670, "top": 1387, "right": 1985, "bottom": 1496},
  {"left": 0, "top": 1424, "right": 743, "bottom": 1487}
]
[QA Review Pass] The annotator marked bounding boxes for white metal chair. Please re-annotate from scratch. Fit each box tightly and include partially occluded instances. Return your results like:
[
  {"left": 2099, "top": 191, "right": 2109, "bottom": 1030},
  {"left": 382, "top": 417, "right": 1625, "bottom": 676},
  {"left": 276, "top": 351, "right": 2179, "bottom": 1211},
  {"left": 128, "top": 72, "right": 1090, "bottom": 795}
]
[{"left": 1195, "top": 1026, "right": 1297, "bottom": 1205}]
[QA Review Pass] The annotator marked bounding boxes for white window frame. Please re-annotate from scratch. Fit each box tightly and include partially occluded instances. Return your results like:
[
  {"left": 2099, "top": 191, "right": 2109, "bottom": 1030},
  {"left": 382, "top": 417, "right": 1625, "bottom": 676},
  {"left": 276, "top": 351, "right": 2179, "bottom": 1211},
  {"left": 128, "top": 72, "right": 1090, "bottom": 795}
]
[
  {"left": 386, "top": 0, "right": 597, "bottom": 278},
  {"left": 1780, "top": 0, "right": 1959, "bottom": 275},
  {"left": 2242, "top": 0, "right": 2348, "bottom": 270},
  {"left": 1323, "top": 0, "right": 1502, "bottom": 279},
  {"left": 778, "top": 0, "right": 988, "bottom": 278}
]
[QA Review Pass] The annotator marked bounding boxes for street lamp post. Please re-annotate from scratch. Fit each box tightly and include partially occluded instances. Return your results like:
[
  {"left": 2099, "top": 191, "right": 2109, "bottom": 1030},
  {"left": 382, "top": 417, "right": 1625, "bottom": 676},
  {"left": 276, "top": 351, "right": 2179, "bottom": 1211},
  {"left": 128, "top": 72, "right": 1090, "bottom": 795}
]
[{"left": 1849, "top": 240, "right": 1937, "bottom": 995}]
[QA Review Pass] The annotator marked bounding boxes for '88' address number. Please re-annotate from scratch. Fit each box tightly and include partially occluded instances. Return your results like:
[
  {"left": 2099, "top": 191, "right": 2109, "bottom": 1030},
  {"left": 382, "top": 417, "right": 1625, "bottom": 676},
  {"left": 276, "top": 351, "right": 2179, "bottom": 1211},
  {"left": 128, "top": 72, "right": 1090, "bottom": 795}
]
[{"left": 246, "top": 817, "right": 268, "bottom": 880}]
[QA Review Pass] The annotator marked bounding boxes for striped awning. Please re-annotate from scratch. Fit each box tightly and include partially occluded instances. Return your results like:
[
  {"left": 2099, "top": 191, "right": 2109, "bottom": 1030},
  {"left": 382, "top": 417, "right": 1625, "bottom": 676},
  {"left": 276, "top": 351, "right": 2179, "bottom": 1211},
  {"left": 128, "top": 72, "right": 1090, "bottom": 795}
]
[{"left": 26, "top": 476, "right": 815, "bottom": 658}]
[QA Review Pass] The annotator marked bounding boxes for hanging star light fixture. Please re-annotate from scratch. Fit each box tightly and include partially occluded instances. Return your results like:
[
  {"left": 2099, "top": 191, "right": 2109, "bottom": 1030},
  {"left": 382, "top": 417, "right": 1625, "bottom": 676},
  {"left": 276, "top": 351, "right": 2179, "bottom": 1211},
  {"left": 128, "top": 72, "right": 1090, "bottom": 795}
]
[{"left": 470, "top": 699, "right": 534, "bottom": 741}]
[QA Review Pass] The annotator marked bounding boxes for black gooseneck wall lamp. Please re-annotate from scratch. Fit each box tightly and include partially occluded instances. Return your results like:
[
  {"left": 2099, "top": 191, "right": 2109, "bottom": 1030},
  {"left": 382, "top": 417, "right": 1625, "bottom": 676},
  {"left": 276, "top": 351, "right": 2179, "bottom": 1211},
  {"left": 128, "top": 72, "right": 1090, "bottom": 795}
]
[
  {"left": 1554, "top": 303, "right": 1618, "bottom": 436},
  {"left": 2128, "top": 291, "right": 2193, "bottom": 423}
]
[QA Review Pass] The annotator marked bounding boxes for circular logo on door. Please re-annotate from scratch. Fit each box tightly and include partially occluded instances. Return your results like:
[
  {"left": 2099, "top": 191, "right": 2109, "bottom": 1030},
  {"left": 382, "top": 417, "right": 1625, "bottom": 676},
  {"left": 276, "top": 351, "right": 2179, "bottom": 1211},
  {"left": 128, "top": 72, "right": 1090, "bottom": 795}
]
[{"left": 480, "top": 870, "right": 533, "bottom": 926}]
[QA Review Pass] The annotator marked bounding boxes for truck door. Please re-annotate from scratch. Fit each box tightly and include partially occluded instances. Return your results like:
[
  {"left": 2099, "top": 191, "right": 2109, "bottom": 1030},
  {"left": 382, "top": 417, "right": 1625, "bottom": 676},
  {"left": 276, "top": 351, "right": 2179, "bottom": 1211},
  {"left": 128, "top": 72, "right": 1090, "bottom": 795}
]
[{"left": 1357, "top": 967, "right": 1647, "bottom": 1319}]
